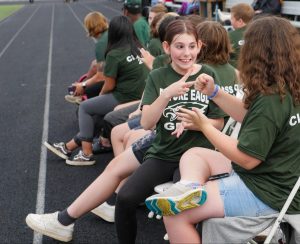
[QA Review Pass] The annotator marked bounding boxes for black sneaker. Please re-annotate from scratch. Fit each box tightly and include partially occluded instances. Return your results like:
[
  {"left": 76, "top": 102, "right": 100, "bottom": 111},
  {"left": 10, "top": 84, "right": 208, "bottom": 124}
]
[
  {"left": 44, "top": 141, "right": 72, "bottom": 160},
  {"left": 65, "top": 150, "right": 95, "bottom": 166}
]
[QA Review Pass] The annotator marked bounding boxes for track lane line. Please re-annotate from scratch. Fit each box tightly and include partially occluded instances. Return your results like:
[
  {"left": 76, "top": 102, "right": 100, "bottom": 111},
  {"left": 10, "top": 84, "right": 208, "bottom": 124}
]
[
  {"left": 0, "top": 5, "right": 40, "bottom": 59},
  {"left": 32, "top": 4, "right": 54, "bottom": 244}
]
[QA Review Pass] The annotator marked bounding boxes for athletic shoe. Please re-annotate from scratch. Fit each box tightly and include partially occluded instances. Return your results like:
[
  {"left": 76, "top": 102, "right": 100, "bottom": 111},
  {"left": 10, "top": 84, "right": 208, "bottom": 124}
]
[
  {"left": 91, "top": 202, "right": 115, "bottom": 223},
  {"left": 65, "top": 150, "right": 95, "bottom": 166},
  {"left": 44, "top": 141, "right": 71, "bottom": 160},
  {"left": 25, "top": 211, "right": 74, "bottom": 242},
  {"left": 92, "top": 139, "right": 112, "bottom": 154},
  {"left": 145, "top": 182, "right": 207, "bottom": 216},
  {"left": 64, "top": 95, "right": 82, "bottom": 104},
  {"left": 154, "top": 181, "right": 174, "bottom": 194}
]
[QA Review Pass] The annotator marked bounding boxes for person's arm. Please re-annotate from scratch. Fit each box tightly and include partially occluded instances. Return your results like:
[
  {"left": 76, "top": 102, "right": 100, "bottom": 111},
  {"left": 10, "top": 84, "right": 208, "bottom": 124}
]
[
  {"left": 177, "top": 107, "right": 261, "bottom": 170},
  {"left": 195, "top": 73, "right": 247, "bottom": 123},
  {"left": 100, "top": 76, "right": 116, "bottom": 95},
  {"left": 74, "top": 62, "right": 105, "bottom": 95},
  {"left": 141, "top": 70, "right": 194, "bottom": 130}
]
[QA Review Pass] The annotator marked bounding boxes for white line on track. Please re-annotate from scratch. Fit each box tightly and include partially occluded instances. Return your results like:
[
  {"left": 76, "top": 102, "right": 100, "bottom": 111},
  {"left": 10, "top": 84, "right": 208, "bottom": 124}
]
[
  {"left": 32, "top": 4, "right": 54, "bottom": 244},
  {"left": 0, "top": 5, "right": 40, "bottom": 59}
]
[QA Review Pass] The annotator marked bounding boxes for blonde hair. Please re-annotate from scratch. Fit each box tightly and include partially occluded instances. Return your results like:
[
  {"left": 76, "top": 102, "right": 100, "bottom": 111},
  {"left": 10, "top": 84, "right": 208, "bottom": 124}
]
[
  {"left": 84, "top": 12, "right": 108, "bottom": 38},
  {"left": 150, "top": 3, "right": 168, "bottom": 13}
]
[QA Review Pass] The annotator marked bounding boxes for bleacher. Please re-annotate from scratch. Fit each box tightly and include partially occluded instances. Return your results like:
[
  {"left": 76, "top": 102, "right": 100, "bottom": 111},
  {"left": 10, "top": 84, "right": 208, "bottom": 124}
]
[{"left": 281, "top": 1, "right": 300, "bottom": 28}]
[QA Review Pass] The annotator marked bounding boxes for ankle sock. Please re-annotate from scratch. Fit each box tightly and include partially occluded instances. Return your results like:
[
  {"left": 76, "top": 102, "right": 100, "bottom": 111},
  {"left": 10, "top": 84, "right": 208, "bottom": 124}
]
[
  {"left": 106, "top": 192, "right": 117, "bottom": 206},
  {"left": 58, "top": 209, "right": 77, "bottom": 226}
]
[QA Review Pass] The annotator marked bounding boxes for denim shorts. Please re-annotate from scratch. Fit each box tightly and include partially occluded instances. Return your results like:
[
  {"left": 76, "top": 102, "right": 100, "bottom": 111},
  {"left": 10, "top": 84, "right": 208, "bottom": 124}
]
[
  {"left": 127, "top": 116, "right": 141, "bottom": 130},
  {"left": 131, "top": 130, "right": 156, "bottom": 163},
  {"left": 218, "top": 171, "right": 278, "bottom": 217}
]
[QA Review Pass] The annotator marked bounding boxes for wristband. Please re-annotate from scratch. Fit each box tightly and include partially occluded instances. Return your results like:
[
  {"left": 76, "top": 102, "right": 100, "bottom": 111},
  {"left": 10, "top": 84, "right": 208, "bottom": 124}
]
[{"left": 208, "top": 85, "right": 219, "bottom": 100}]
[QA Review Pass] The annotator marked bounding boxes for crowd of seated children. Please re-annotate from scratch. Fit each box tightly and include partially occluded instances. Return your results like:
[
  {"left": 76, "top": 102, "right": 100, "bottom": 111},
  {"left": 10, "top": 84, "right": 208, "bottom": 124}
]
[
  {"left": 25, "top": 18, "right": 234, "bottom": 243},
  {"left": 44, "top": 16, "right": 148, "bottom": 166}
]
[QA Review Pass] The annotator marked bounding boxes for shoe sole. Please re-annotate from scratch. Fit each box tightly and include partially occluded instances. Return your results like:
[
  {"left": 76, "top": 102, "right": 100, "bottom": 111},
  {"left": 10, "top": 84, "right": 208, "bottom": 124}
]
[
  {"left": 91, "top": 209, "right": 114, "bottom": 223},
  {"left": 65, "top": 159, "right": 96, "bottom": 166},
  {"left": 145, "top": 189, "right": 207, "bottom": 216},
  {"left": 25, "top": 215, "right": 72, "bottom": 242},
  {"left": 44, "top": 141, "right": 69, "bottom": 160}
]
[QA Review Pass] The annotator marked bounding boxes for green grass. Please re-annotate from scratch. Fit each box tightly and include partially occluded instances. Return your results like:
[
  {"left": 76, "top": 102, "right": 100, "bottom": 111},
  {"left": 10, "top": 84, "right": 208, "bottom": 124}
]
[{"left": 0, "top": 5, "right": 24, "bottom": 21}]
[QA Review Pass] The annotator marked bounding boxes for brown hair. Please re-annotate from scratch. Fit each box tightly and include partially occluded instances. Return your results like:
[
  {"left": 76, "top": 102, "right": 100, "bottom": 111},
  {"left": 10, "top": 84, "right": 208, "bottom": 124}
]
[
  {"left": 186, "top": 14, "right": 205, "bottom": 28},
  {"left": 231, "top": 3, "right": 254, "bottom": 24},
  {"left": 150, "top": 3, "right": 168, "bottom": 14},
  {"left": 196, "top": 21, "right": 231, "bottom": 65},
  {"left": 84, "top": 12, "right": 108, "bottom": 38},
  {"left": 150, "top": 12, "right": 166, "bottom": 38},
  {"left": 239, "top": 16, "right": 300, "bottom": 108},
  {"left": 164, "top": 19, "right": 198, "bottom": 45}
]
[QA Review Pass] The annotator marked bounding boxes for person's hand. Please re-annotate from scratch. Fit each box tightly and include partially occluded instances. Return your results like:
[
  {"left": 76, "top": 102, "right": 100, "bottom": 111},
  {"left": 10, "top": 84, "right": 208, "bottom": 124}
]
[
  {"left": 194, "top": 73, "right": 215, "bottom": 96},
  {"left": 171, "top": 121, "right": 186, "bottom": 138},
  {"left": 128, "top": 108, "right": 142, "bottom": 119},
  {"left": 140, "top": 48, "right": 154, "bottom": 70},
  {"left": 162, "top": 69, "right": 194, "bottom": 100},
  {"left": 176, "top": 107, "right": 210, "bottom": 132},
  {"left": 73, "top": 82, "right": 85, "bottom": 96}
]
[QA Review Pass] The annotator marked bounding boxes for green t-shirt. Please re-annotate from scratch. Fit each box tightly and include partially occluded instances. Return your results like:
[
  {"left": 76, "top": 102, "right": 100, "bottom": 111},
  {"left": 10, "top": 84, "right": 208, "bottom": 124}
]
[
  {"left": 233, "top": 93, "right": 300, "bottom": 214},
  {"left": 147, "top": 37, "right": 164, "bottom": 57},
  {"left": 95, "top": 30, "right": 108, "bottom": 63},
  {"left": 104, "top": 48, "right": 149, "bottom": 103},
  {"left": 206, "top": 63, "right": 239, "bottom": 96},
  {"left": 228, "top": 26, "right": 246, "bottom": 68},
  {"left": 142, "top": 64, "right": 227, "bottom": 162},
  {"left": 134, "top": 17, "right": 150, "bottom": 48},
  {"left": 153, "top": 54, "right": 170, "bottom": 70}
]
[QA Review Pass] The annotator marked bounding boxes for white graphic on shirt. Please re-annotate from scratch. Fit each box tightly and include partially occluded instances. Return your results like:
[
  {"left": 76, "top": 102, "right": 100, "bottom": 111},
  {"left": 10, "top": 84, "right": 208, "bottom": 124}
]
[
  {"left": 126, "top": 54, "right": 143, "bottom": 64},
  {"left": 289, "top": 113, "right": 300, "bottom": 126}
]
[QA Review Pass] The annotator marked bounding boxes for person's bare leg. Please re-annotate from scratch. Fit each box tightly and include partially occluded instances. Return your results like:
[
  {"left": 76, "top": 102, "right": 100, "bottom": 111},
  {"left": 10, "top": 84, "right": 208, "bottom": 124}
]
[
  {"left": 164, "top": 180, "right": 224, "bottom": 243},
  {"left": 67, "top": 148, "right": 140, "bottom": 218},
  {"left": 124, "top": 129, "right": 151, "bottom": 149},
  {"left": 81, "top": 141, "right": 93, "bottom": 156},
  {"left": 179, "top": 147, "right": 231, "bottom": 184},
  {"left": 111, "top": 123, "right": 131, "bottom": 156},
  {"left": 65, "top": 139, "right": 79, "bottom": 151}
]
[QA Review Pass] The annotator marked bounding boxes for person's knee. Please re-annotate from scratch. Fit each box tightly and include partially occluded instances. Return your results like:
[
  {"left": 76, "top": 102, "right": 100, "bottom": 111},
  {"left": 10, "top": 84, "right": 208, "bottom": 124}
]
[{"left": 116, "top": 187, "right": 138, "bottom": 210}]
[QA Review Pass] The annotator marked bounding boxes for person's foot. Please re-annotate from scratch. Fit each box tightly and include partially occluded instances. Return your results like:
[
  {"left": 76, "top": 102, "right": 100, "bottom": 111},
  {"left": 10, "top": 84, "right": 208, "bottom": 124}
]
[
  {"left": 92, "top": 138, "right": 112, "bottom": 154},
  {"left": 44, "top": 141, "right": 71, "bottom": 160},
  {"left": 64, "top": 95, "right": 82, "bottom": 104},
  {"left": 91, "top": 202, "right": 115, "bottom": 223},
  {"left": 65, "top": 150, "right": 95, "bottom": 166},
  {"left": 25, "top": 212, "right": 74, "bottom": 242},
  {"left": 145, "top": 182, "right": 207, "bottom": 216}
]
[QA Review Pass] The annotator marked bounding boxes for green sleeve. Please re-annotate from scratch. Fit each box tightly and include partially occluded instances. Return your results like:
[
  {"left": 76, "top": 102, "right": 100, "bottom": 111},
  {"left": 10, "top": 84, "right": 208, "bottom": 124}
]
[{"left": 104, "top": 53, "right": 118, "bottom": 78}]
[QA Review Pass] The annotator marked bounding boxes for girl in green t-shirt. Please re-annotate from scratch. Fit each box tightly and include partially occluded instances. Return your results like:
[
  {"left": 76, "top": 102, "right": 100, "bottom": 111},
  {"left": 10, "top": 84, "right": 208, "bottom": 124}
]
[
  {"left": 146, "top": 16, "right": 300, "bottom": 243},
  {"left": 43, "top": 15, "right": 148, "bottom": 166}
]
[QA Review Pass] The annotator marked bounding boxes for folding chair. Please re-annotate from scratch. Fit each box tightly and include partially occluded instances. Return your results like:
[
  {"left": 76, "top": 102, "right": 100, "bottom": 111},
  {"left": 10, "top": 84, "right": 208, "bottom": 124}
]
[{"left": 201, "top": 176, "right": 300, "bottom": 244}]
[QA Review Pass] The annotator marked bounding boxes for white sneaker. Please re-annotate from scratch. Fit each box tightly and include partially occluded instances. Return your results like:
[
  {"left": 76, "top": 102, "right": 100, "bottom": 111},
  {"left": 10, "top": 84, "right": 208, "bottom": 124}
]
[
  {"left": 91, "top": 202, "right": 115, "bottom": 223},
  {"left": 154, "top": 181, "right": 174, "bottom": 194},
  {"left": 65, "top": 150, "right": 96, "bottom": 166},
  {"left": 64, "top": 95, "right": 82, "bottom": 104},
  {"left": 25, "top": 211, "right": 74, "bottom": 242},
  {"left": 145, "top": 182, "right": 207, "bottom": 216}
]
